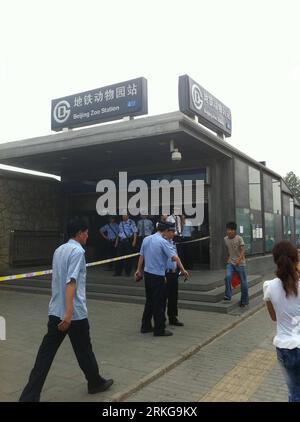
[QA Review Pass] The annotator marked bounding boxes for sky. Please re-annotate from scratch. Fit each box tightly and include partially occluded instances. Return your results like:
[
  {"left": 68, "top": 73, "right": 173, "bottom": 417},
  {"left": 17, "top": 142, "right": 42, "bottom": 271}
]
[{"left": 0, "top": 0, "right": 299, "bottom": 178}]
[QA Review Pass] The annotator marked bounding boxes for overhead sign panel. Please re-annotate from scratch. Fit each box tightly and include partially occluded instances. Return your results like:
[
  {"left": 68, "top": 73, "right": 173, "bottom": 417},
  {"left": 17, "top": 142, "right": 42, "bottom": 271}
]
[
  {"left": 178, "top": 74, "right": 232, "bottom": 137},
  {"left": 51, "top": 77, "right": 148, "bottom": 131}
]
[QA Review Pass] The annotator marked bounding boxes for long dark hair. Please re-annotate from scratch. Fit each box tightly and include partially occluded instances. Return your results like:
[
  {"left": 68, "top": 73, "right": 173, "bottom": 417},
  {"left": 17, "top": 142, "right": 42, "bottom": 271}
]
[{"left": 272, "top": 241, "right": 299, "bottom": 297}]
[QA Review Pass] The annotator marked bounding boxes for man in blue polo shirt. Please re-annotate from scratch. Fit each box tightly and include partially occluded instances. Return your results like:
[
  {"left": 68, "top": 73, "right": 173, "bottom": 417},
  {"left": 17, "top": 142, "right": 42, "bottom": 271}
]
[
  {"left": 135, "top": 222, "right": 188, "bottom": 337},
  {"left": 19, "top": 217, "right": 113, "bottom": 402}
]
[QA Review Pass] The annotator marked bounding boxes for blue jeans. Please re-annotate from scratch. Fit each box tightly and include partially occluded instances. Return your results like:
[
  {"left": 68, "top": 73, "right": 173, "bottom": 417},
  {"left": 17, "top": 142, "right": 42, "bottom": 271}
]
[
  {"left": 277, "top": 347, "right": 300, "bottom": 402},
  {"left": 224, "top": 264, "right": 249, "bottom": 305}
]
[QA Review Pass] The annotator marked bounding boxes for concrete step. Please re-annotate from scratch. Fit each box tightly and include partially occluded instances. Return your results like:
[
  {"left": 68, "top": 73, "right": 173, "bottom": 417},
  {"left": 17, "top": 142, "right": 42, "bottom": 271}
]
[
  {"left": 0, "top": 277, "right": 264, "bottom": 314},
  {"left": 0, "top": 268, "right": 249, "bottom": 292},
  {"left": 85, "top": 274, "right": 261, "bottom": 303},
  {"left": 177, "top": 281, "right": 264, "bottom": 313},
  {"left": 1, "top": 275, "right": 262, "bottom": 303}
]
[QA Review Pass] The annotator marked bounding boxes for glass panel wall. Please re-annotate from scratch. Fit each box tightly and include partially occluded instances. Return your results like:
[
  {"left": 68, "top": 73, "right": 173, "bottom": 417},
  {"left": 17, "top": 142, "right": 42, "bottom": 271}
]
[
  {"left": 265, "top": 212, "right": 275, "bottom": 252},
  {"left": 272, "top": 179, "right": 282, "bottom": 215},
  {"left": 249, "top": 167, "right": 262, "bottom": 211},
  {"left": 236, "top": 208, "right": 251, "bottom": 253}
]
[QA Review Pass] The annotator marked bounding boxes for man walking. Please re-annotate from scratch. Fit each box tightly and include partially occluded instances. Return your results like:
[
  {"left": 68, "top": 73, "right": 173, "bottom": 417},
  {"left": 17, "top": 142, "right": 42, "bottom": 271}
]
[
  {"left": 224, "top": 221, "right": 249, "bottom": 307},
  {"left": 19, "top": 217, "right": 113, "bottom": 402},
  {"left": 135, "top": 222, "right": 188, "bottom": 337}
]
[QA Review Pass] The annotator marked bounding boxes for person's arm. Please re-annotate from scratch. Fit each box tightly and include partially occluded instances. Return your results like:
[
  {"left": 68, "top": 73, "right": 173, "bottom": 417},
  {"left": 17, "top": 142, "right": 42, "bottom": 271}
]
[
  {"left": 134, "top": 255, "right": 144, "bottom": 281},
  {"left": 172, "top": 255, "right": 188, "bottom": 278},
  {"left": 236, "top": 245, "right": 245, "bottom": 266},
  {"left": 266, "top": 300, "right": 276, "bottom": 321},
  {"left": 132, "top": 233, "right": 137, "bottom": 247},
  {"left": 58, "top": 279, "right": 76, "bottom": 331},
  {"left": 224, "top": 239, "right": 230, "bottom": 264},
  {"left": 132, "top": 221, "right": 138, "bottom": 247},
  {"left": 58, "top": 250, "right": 83, "bottom": 331},
  {"left": 99, "top": 228, "right": 108, "bottom": 241}
]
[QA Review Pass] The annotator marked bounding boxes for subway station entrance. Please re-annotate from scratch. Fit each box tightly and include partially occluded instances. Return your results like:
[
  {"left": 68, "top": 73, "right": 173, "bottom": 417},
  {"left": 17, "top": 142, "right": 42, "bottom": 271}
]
[
  {"left": 0, "top": 112, "right": 236, "bottom": 270},
  {"left": 65, "top": 168, "right": 210, "bottom": 269},
  {"left": 1, "top": 111, "right": 298, "bottom": 312},
  {"left": 2, "top": 109, "right": 297, "bottom": 273}
]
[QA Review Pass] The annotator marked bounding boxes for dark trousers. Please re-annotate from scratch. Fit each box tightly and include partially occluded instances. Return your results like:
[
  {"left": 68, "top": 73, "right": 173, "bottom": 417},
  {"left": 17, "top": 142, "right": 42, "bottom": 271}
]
[
  {"left": 19, "top": 316, "right": 104, "bottom": 402},
  {"left": 166, "top": 271, "right": 179, "bottom": 320},
  {"left": 141, "top": 272, "right": 167, "bottom": 334},
  {"left": 115, "top": 239, "right": 134, "bottom": 276},
  {"left": 105, "top": 239, "right": 117, "bottom": 270}
]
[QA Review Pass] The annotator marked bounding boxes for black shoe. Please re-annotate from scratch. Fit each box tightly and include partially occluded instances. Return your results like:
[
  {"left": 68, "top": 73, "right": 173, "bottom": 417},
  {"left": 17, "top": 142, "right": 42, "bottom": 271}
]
[
  {"left": 153, "top": 330, "right": 173, "bottom": 337},
  {"left": 19, "top": 395, "right": 40, "bottom": 402},
  {"left": 223, "top": 296, "right": 231, "bottom": 301},
  {"left": 169, "top": 319, "right": 184, "bottom": 326},
  {"left": 141, "top": 327, "right": 154, "bottom": 333},
  {"left": 239, "top": 303, "right": 248, "bottom": 308},
  {"left": 88, "top": 379, "right": 114, "bottom": 394}
]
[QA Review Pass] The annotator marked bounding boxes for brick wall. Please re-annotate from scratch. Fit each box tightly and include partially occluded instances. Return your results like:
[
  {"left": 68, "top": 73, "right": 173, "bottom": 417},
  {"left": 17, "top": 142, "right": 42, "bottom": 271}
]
[{"left": 0, "top": 174, "right": 63, "bottom": 272}]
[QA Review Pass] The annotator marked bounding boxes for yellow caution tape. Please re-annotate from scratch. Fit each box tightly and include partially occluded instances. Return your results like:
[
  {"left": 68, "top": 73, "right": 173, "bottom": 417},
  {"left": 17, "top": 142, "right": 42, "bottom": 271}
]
[{"left": 0, "top": 236, "right": 210, "bottom": 283}]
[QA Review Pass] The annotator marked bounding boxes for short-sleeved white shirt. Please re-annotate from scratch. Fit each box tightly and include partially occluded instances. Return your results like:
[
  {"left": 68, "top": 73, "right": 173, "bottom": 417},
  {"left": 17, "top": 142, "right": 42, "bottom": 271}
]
[{"left": 263, "top": 277, "right": 300, "bottom": 349}]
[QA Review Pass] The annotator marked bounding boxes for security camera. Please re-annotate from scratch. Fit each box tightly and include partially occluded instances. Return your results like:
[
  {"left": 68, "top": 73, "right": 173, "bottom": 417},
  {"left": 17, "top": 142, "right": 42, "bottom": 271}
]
[
  {"left": 171, "top": 149, "right": 182, "bottom": 161},
  {"left": 170, "top": 139, "right": 182, "bottom": 161}
]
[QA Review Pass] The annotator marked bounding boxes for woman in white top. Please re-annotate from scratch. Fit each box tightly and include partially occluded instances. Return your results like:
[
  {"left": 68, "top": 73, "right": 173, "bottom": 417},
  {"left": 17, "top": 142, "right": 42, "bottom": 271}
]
[{"left": 263, "top": 241, "right": 300, "bottom": 402}]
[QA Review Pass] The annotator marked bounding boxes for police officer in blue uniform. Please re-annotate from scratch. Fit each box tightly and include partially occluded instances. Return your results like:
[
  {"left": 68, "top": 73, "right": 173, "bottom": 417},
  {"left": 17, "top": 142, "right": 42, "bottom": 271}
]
[
  {"left": 114, "top": 214, "right": 137, "bottom": 276},
  {"left": 137, "top": 213, "right": 154, "bottom": 249},
  {"left": 135, "top": 222, "right": 188, "bottom": 337},
  {"left": 164, "top": 227, "right": 184, "bottom": 326},
  {"left": 99, "top": 216, "right": 119, "bottom": 270}
]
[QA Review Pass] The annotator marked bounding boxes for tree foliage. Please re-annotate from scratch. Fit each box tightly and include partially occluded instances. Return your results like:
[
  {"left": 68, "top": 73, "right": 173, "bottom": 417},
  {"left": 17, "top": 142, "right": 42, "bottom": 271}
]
[{"left": 284, "top": 171, "right": 300, "bottom": 201}]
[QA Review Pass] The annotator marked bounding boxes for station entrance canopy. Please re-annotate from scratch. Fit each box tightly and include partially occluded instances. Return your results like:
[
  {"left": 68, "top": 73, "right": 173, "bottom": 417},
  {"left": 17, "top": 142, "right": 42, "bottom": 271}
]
[
  {"left": 0, "top": 111, "right": 279, "bottom": 270},
  {"left": 0, "top": 112, "right": 233, "bottom": 182}
]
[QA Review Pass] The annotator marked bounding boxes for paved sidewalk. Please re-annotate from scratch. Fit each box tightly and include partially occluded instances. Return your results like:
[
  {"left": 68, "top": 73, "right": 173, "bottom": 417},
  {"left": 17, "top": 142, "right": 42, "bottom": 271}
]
[
  {"left": 0, "top": 289, "right": 238, "bottom": 402},
  {"left": 0, "top": 271, "right": 284, "bottom": 402},
  {"left": 128, "top": 308, "right": 287, "bottom": 402}
]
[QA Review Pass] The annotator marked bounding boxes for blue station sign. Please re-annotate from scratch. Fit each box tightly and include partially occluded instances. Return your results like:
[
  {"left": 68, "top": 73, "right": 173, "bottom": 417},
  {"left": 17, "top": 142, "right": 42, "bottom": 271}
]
[
  {"left": 51, "top": 77, "right": 148, "bottom": 131},
  {"left": 178, "top": 75, "right": 232, "bottom": 137}
]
